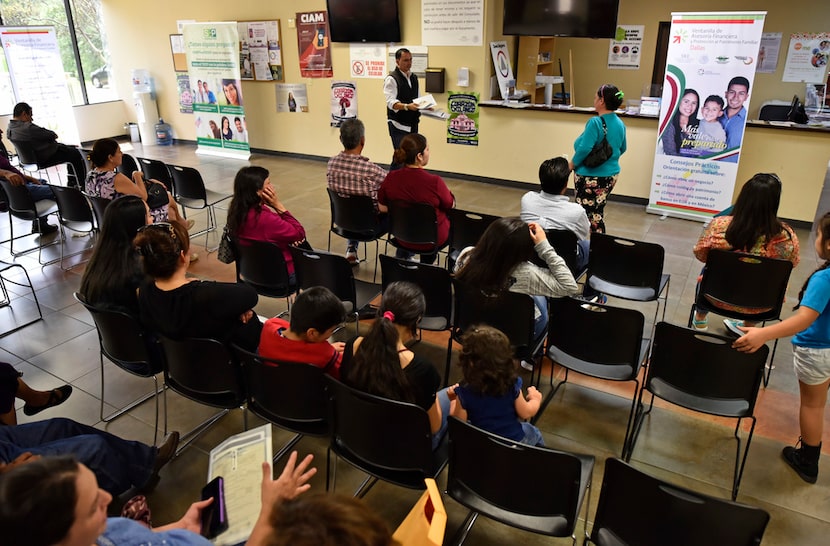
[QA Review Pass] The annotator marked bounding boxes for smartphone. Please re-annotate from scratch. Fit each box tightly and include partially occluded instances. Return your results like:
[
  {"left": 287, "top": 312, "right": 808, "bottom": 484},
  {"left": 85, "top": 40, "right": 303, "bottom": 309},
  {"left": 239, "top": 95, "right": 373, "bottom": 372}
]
[{"left": 200, "top": 476, "right": 228, "bottom": 539}]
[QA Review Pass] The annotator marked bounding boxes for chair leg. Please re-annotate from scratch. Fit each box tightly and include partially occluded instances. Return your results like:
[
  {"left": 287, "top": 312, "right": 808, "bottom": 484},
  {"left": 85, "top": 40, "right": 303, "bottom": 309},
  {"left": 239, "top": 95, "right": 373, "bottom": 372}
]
[
  {"left": 273, "top": 433, "right": 303, "bottom": 465},
  {"left": 353, "top": 475, "right": 378, "bottom": 498},
  {"left": 532, "top": 366, "right": 568, "bottom": 425},
  {"left": 732, "top": 416, "right": 756, "bottom": 500},
  {"left": 0, "top": 263, "right": 44, "bottom": 337},
  {"left": 763, "top": 338, "right": 779, "bottom": 387},
  {"left": 624, "top": 390, "right": 655, "bottom": 462},
  {"left": 450, "top": 511, "right": 479, "bottom": 546},
  {"left": 175, "top": 408, "right": 230, "bottom": 454},
  {"left": 326, "top": 448, "right": 335, "bottom": 492},
  {"left": 443, "top": 333, "right": 454, "bottom": 387}
]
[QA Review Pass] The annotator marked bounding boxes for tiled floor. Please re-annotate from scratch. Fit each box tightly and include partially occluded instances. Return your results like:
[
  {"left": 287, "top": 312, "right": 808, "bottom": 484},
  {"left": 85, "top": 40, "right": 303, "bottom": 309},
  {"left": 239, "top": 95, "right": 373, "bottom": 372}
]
[{"left": 2, "top": 141, "right": 828, "bottom": 544}]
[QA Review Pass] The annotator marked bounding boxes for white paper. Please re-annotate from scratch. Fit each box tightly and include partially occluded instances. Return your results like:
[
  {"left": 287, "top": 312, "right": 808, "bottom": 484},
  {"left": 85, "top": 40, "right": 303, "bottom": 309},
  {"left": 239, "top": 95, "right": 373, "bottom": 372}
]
[
  {"left": 421, "top": 0, "right": 483, "bottom": 46},
  {"left": 783, "top": 33, "right": 830, "bottom": 83},
  {"left": 756, "top": 32, "right": 782, "bottom": 74},
  {"left": 607, "top": 25, "right": 644, "bottom": 70},
  {"left": 413, "top": 94, "right": 436, "bottom": 109},
  {"left": 349, "top": 43, "right": 387, "bottom": 79}
]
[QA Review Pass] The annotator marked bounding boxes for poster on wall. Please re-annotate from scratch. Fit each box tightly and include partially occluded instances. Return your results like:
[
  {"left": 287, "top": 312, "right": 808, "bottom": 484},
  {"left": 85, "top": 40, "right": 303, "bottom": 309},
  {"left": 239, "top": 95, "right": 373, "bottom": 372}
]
[
  {"left": 331, "top": 81, "right": 357, "bottom": 127},
  {"left": 756, "top": 32, "right": 781, "bottom": 74},
  {"left": 0, "top": 26, "right": 79, "bottom": 144},
  {"left": 238, "top": 20, "right": 283, "bottom": 81},
  {"left": 446, "top": 91, "right": 479, "bottom": 146},
  {"left": 276, "top": 83, "right": 308, "bottom": 113},
  {"left": 177, "top": 74, "right": 192, "bottom": 113},
  {"left": 647, "top": 11, "right": 766, "bottom": 222},
  {"left": 421, "top": 0, "right": 483, "bottom": 46},
  {"left": 489, "top": 41, "right": 514, "bottom": 100},
  {"left": 183, "top": 21, "right": 250, "bottom": 159},
  {"left": 296, "top": 11, "right": 333, "bottom": 78},
  {"left": 349, "top": 44, "right": 387, "bottom": 79},
  {"left": 607, "top": 25, "right": 644, "bottom": 70},
  {"left": 783, "top": 33, "right": 830, "bottom": 83}
]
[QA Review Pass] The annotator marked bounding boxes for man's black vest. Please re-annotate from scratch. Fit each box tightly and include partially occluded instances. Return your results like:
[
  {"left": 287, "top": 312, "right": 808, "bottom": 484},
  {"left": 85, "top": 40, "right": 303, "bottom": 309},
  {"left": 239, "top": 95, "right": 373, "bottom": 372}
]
[{"left": 387, "top": 68, "right": 420, "bottom": 128}]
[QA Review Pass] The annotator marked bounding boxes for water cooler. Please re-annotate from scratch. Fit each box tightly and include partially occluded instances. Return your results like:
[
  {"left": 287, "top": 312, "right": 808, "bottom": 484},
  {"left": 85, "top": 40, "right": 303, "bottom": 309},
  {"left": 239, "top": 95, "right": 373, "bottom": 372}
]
[{"left": 132, "top": 69, "right": 158, "bottom": 145}]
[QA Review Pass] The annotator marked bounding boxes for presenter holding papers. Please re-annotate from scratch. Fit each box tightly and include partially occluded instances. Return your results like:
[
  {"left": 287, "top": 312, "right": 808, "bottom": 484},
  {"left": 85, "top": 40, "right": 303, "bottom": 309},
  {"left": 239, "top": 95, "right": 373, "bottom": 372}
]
[{"left": 384, "top": 48, "right": 420, "bottom": 168}]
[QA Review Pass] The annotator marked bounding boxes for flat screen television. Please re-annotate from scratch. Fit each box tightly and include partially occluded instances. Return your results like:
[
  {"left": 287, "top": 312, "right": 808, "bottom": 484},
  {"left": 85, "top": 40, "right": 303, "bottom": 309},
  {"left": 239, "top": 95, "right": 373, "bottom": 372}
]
[
  {"left": 327, "top": 0, "right": 401, "bottom": 43},
  {"left": 503, "top": 0, "right": 620, "bottom": 39}
]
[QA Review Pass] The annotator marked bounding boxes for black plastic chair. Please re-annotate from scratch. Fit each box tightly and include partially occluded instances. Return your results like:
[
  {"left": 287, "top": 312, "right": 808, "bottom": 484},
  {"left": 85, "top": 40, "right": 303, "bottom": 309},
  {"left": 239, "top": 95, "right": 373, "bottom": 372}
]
[
  {"left": 689, "top": 249, "right": 794, "bottom": 387},
  {"left": 118, "top": 153, "right": 139, "bottom": 179},
  {"left": 48, "top": 184, "right": 95, "bottom": 270},
  {"left": 11, "top": 139, "right": 80, "bottom": 186},
  {"left": 446, "top": 208, "right": 499, "bottom": 269},
  {"left": 74, "top": 292, "right": 164, "bottom": 445},
  {"left": 169, "top": 164, "right": 231, "bottom": 246},
  {"left": 447, "top": 417, "right": 594, "bottom": 546},
  {"left": 586, "top": 458, "right": 770, "bottom": 546},
  {"left": 625, "top": 322, "right": 769, "bottom": 500},
  {"left": 541, "top": 296, "right": 650, "bottom": 456},
  {"left": 385, "top": 200, "right": 446, "bottom": 262},
  {"left": 85, "top": 193, "right": 111, "bottom": 231},
  {"left": 0, "top": 260, "right": 43, "bottom": 337},
  {"left": 326, "top": 188, "right": 386, "bottom": 281},
  {"left": 450, "top": 279, "right": 543, "bottom": 386},
  {"left": 289, "top": 246, "right": 366, "bottom": 335},
  {"left": 137, "top": 156, "right": 174, "bottom": 192},
  {"left": 235, "top": 346, "right": 329, "bottom": 464},
  {"left": 584, "top": 232, "right": 670, "bottom": 329},
  {"left": 0, "top": 178, "right": 60, "bottom": 264},
  {"left": 324, "top": 376, "right": 448, "bottom": 498},
  {"left": 234, "top": 238, "right": 296, "bottom": 308},
  {"left": 159, "top": 335, "right": 247, "bottom": 448},
  {"left": 547, "top": 229, "right": 586, "bottom": 278}
]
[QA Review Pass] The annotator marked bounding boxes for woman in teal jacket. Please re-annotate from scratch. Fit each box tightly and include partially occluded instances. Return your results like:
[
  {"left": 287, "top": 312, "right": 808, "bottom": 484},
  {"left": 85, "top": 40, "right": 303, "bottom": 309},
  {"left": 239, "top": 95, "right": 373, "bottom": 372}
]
[{"left": 570, "top": 84, "right": 627, "bottom": 233}]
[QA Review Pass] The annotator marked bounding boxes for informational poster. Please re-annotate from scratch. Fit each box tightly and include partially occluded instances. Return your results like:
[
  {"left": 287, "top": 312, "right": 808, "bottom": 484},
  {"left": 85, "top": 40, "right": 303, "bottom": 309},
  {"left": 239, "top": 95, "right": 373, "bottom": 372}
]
[
  {"left": 386, "top": 45, "right": 428, "bottom": 78},
  {"left": 647, "top": 12, "right": 766, "bottom": 222},
  {"left": 331, "top": 81, "right": 357, "bottom": 127},
  {"left": 177, "top": 74, "right": 192, "bottom": 113},
  {"left": 349, "top": 44, "right": 387, "bottom": 79},
  {"left": 183, "top": 22, "right": 250, "bottom": 159},
  {"left": 0, "top": 26, "right": 79, "bottom": 144},
  {"left": 756, "top": 32, "right": 781, "bottom": 74},
  {"left": 489, "top": 41, "right": 514, "bottom": 100},
  {"left": 276, "top": 83, "right": 308, "bottom": 113},
  {"left": 238, "top": 20, "right": 283, "bottom": 82},
  {"left": 421, "top": 0, "right": 483, "bottom": 46},
  {"left": 446, "top": 91, "right": 479, "bottom": 146},
  {"left": 607, "top": 25, "right": 644, "bottom": 70},
  {"left": 783, "top": 33, "right": 830, "bottom": 83},
  {"left": 296, "top": 11, "right": 333, "bottom": 78}
]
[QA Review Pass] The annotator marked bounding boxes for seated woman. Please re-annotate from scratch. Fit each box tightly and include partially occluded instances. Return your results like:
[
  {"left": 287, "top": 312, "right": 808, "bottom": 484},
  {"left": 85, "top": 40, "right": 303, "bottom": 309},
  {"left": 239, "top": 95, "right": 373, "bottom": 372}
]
[
  {"left": 226, "top": 166, "right": 308, "bottom": 282},
  {"left": 136, "top": 222, "right": 262, "bottom": 351},
  {"left": 85, "top": 138, "right": 188, "bottom": 229},
  {"left": 692, "top": 173, "right": 800, "bottom": 331},
  {"left": 454, "top": 217, "right": 580, "bottom": 368},
  {"left": 378, "top": 134, "right": 454, "bottom": 264},
  {"left": 340, "top": 282, "right": 449, "bottom": 449},
  {"left": 79, "top": 195, "right": 150, "bottom": 315}
]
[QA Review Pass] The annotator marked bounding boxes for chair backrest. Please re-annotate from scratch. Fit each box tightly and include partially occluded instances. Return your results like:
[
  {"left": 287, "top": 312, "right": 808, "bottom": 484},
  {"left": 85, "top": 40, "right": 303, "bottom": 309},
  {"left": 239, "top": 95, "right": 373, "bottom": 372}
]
[
  {"left": 118, "top": 153, "right": 139, "bottom": 179},
  {"left": 74, "top": 292, "right": 160, "bottom": 377},
  {"left": 447, "top": 208, "right": 499, "bottom": 255},
  {"left": 545, "top": 229, "right": 581, "bottom": 275},
  {"left": 84, "top": 193, "right": 111, "bottom": 229},
  {"left": 392, "top": 478, "right": 447, "bottom": 546},
  {"left": 137, "top": 157, "right": 173, "bottom": 189},
  {"left": 235, "top": 346, "right": 328, "bottom": 435},
  {"left": 447, "top": 417, "right": 592, "bottom": 537},
  {"left": 326, "top": 188, "right": 382, "bottom": 240},
  {"left": 0, "top": 178, "right": 37, "bottom": 218},
  {"left": 380, "top": 254, "right": 452, "bottom": 328},
  {"left": 388, "top": 200, "right": 438, "bottom": 247},
  {"left": 647, "top": 322, "right": 768, "bottom": 418},
  {"left": 289, "top": 247, "right": 356, "bottom": 306},
  {"left": 159, "top": 335, "right": 245, "bottom": 408},
  {"left": 697, "top": 249, "right": 794, "bottom": 321},
  {"left": 590, "top": 458, "right": 770, "bottom": 546},
  {"left": 234, "top": 238, "right": 294, "bottom": 298},
  {"left": 169, "top": 164, "right": 208, "bottom": 203},
  {"left": 325, "top": 376, "right": 436, "bottom": 484},
  {"left": 49, "top": 184, "right": 94, "bottom": 230},
  {"left": 10, "top": 139, "right": 40, "bottom": 166},
  {"left": 547, "top": 296, "right": 645, "bottom": 378},
  {"left": 587, "top": 233, "right": 665, "bottom": 296},
  {"left": 452, "top": 279, "right": 536, "bottom": 354}
]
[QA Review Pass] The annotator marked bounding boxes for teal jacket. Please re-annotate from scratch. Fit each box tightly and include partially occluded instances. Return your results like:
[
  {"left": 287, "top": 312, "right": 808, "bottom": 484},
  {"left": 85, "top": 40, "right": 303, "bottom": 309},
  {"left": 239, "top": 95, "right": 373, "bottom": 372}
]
[{"left": 572, "top": 113, "right": 627, "bottom": 177}]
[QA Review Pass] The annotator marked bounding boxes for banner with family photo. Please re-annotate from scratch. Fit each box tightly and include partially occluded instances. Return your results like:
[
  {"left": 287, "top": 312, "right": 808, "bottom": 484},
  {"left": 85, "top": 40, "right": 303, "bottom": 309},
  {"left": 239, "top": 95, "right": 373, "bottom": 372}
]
[
  {"left": 183, "top": 21, "right": 250, "bottom": 159},
  {"left": 647, "top": 12, "right": 766, "bottom": 222}
]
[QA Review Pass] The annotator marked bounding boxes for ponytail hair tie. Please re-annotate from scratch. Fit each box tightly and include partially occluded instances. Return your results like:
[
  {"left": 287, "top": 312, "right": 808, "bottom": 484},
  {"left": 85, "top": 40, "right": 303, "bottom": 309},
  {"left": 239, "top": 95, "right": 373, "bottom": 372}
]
[
  {"left": 615, "top": 90, "right": 624, "bottom": 100},
  {"left": 383, "top": 310, "right": 395, "bottom": 321}
]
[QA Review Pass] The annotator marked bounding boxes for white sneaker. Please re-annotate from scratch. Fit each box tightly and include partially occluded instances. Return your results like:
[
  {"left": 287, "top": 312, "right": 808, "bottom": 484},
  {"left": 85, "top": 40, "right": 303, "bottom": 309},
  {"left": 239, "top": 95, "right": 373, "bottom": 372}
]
[
  {"left": 345, "top": 248, "right": 358, "bottom": 266},
  {"left": 520, "top": 360, "right": 534, "bottom": 371}
]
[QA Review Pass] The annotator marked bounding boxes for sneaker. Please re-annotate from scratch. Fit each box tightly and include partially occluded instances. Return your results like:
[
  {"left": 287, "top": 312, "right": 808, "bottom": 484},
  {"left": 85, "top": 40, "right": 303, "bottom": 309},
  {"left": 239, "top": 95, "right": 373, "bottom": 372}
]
[
  {"left": 595, "top": 294, "right": 607, "bottom": 304},
  {"left": 346, "top": 247, "right": 358, "bottom": 266},
  {"left": 520, "top": 359, "right": 534, "bottom": 371},
  {"left": 782, "top": 440, "right": 819, "bottom": 484},
  {"left": 692, "top": 315, "right": 708, "bottom": 332}
]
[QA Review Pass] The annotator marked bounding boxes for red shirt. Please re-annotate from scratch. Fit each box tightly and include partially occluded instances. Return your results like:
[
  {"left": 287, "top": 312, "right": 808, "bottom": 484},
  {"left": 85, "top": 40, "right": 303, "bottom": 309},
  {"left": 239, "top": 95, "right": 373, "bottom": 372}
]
[
  {"left": 258, "top": 317, "right": 341, "bottom": 378},
  {"left": 236, "top": 206, "right": 306, "bottom": 274},
  {"left": 378, "top": 167, "right": 454, "bottom": 251}
]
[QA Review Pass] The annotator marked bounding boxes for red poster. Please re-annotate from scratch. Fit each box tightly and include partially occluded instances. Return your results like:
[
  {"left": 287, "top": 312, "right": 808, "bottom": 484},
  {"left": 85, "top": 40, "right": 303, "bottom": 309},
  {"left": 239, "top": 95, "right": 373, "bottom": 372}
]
[{"left": 296, "top": 11, "right": 333, "bottom": 78}]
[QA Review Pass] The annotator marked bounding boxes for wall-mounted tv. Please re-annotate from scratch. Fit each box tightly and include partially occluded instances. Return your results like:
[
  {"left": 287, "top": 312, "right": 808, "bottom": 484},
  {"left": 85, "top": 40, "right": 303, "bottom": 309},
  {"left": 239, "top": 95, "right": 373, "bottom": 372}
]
[
  {"left": 327, "top": 0, "right": 401, "bottom": 43},
  {"left": 503, "top": 0, "right": 620, "bottom": 39}
]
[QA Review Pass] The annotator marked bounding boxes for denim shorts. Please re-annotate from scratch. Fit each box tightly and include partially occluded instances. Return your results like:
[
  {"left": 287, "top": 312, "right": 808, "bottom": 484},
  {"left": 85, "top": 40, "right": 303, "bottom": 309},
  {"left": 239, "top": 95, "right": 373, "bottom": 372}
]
[{"left": 792, "top": 345, "right": 830, "bottom": 385}]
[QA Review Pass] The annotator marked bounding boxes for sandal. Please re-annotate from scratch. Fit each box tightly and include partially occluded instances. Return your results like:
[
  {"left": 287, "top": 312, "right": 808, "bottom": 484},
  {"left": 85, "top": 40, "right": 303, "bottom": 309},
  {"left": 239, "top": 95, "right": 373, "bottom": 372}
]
[{"left": 23, "top": 385, "right": 73, "bottom": 416}]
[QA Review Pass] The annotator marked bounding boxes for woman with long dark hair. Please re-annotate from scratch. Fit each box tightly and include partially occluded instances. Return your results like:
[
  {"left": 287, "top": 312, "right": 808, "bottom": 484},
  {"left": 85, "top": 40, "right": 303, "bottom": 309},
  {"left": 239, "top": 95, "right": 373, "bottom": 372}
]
[
  {"left": 660, "top": 88, "right": 700, "bottom": 156},
  {"left": 692, "top": 173, "right": 800, "bottom": 330}
]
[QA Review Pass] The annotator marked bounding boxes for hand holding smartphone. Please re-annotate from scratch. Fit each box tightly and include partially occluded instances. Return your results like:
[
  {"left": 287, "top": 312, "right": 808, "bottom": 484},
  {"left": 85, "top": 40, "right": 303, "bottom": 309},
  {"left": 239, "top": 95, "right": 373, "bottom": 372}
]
[{"left": 200, "top": 476, "right": 228, "bottom": 538}]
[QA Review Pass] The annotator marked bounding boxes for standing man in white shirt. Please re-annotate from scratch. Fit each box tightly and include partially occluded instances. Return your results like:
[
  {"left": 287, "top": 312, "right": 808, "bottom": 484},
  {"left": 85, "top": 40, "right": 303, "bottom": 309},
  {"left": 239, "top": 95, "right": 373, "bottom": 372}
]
[{"left": 383, "top": 48, "right": 420, "bottom": 168}]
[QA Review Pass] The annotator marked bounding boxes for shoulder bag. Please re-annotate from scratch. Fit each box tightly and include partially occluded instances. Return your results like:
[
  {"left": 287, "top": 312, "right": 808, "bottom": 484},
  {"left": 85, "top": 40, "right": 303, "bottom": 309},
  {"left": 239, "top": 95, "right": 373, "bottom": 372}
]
[
  {"left": 582, "top": 116, "right": 613, "bottom": 168},
  {"left": 217, "top": 226, "right": 235, "bottom": 264}
]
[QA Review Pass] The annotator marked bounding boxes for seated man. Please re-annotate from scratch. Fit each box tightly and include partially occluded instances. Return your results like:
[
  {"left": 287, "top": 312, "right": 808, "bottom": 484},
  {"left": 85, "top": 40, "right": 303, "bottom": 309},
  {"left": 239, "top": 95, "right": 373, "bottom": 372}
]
[
  {"left": 0, "top": 130, "right": 58, "bottom": 234},
  {"left": 0, "top": 417, "right": 179, "bottom": 496},
  {"left": 326, "top": 118, "right": 388, "bottom": 264},
  {"left": 258, "top": 286, "right": 346, "bottom": 378},
  {"left": 6, "top": 102, "right": 86, "bottom": 188},
  {"left": 520, "top": 156, "right": 591, "bottom": 271}
]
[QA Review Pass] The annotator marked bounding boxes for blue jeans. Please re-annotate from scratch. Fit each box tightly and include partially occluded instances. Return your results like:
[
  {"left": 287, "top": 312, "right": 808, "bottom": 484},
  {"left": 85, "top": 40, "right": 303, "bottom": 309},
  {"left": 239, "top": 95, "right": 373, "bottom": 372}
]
[
  {"left": 520, "top": 421, "right": 545, "bottom": 447},
  {"left": 431, "top": 387, "right": 451, "bottom": 450},
  {"left": 532, "top": 294, "right": 549, "bottom": 344},
  {"left": 26, "top": 181, "right": 54, "bottom": 202},
  {"left": 0, "top": 417, "right": 156, "bottom": 495},
  {"left": 575, "top": 239, "right": 590, "bottom": 272}
]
